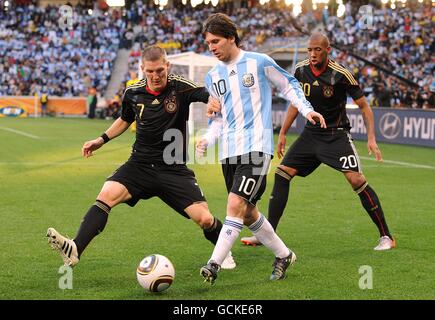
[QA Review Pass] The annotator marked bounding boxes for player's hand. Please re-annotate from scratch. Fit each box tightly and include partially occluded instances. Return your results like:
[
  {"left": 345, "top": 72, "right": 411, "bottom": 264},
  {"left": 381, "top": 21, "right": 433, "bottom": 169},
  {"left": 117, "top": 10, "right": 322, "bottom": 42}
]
[
  {"left": 367, "top": 139, "right": 383, "bottom": 162},
  {"left": 306, "top": 111, "right": 327, "bottom": 129},
  {"left": 206, "top": 97, "right": 221, "bottom": 118},
  {"left": 195, "top": 138, "right": 209, "bottom": 158},
  {"left": 277, "top": 133, "right": 286, "bottom": 159},
  {"left": 82, "top": 138, "right": 104, "bottom": 158}
]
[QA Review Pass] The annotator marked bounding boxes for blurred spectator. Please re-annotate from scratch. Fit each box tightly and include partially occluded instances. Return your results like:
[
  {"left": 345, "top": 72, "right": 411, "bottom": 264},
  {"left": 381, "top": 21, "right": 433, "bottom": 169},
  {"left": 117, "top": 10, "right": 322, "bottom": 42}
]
[
  {"left": 40, "top": 90, "right": 49, "bottom": 116},
  {"left": 125, "top": 71, "right": 139, "bottom": 88},
  {"left": 373, "top": 83, "right": 391, "bottom": 108},
  {"left": 87, "top": 87, "right": 97, "bottom": 119},
  {"left": 107, "top": 94, "right": 121, "bottom": 120}
]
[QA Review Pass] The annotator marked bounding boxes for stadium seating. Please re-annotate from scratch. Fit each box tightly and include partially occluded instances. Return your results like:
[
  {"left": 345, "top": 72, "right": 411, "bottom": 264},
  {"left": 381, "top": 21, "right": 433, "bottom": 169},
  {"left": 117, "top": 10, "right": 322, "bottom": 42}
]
[{"left": 1, "top": 1, "right": 433, "bottom": 109}]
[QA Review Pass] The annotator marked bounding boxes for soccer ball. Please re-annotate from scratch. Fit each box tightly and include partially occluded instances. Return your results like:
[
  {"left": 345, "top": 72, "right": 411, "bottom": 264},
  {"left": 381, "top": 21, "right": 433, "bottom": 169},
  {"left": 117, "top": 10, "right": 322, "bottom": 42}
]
[{"left": 136, "top": 254, "right": 175, "bottom": 292}]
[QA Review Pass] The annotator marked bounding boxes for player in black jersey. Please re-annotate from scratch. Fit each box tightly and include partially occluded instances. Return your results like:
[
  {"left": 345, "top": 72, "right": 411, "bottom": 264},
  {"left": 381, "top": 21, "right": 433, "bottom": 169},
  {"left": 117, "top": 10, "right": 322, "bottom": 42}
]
[
  {"left": 241, "top": 33, "right": 395, "bottom": 251},
  {"left": 46, "top": 45, "right": 236, "bottom": 269}
]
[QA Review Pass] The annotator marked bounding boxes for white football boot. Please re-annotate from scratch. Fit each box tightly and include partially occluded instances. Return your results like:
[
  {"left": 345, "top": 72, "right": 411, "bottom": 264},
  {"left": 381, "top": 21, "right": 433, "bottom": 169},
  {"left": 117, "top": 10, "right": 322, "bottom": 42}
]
[
  {"left": 220, "top": 251, "right": 236, "bottom": 269},
  {"left": 240, "top": 235, "right": 262, "bottom": 246},
  {"left": 46, "top": 227, "right": 79, "bottom": 266},
  {"left": 374, "top": 236, "right": 396, "bottom": 251}
]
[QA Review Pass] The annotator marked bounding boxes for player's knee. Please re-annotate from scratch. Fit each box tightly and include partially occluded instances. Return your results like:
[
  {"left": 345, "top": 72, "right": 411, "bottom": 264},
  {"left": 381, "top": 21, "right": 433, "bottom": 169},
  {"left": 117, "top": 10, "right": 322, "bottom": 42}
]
[
  {"left": 96, "top": 190, "right": 121, "bottom": 208},
  {"left": 277, "top": 165, "right": 296, "bottom": 178},
  {"left": 347, "top": 173, "right": 366, "bottom": 191},
  {"left": 97, "top": 182, "right": 130, "bottom": 207},
  {"left": 227, "top": 194, "right": 247, "bottom": 218},
  {"left": 197, "top": 213, "right": 214, "bottom": 229}
]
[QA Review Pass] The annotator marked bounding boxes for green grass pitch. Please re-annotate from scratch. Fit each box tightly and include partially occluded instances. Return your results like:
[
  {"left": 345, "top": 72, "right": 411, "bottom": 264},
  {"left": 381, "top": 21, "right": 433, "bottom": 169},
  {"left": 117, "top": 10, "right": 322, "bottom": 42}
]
[{"left": 0, "top": 117, "right": 434, "bottom": 300}]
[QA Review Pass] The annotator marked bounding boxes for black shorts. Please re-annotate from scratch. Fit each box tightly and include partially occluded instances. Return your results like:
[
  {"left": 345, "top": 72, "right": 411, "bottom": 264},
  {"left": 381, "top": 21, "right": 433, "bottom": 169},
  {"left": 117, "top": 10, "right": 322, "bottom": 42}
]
[
  {"left": 106, "top": 160, "right": 206, "bottom": 218},
  {"left": 282, "top": 129, "right": 362, "bottom": 177},
  {"left": 221, "top": 152, "right": 272, "bottom": 206}
]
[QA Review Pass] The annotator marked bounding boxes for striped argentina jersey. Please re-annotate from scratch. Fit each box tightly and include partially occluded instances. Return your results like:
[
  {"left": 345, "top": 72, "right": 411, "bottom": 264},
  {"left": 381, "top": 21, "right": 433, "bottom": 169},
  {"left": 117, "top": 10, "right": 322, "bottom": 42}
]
[{"left": 205, "top": 50, "right": 313, "bottom": 161}]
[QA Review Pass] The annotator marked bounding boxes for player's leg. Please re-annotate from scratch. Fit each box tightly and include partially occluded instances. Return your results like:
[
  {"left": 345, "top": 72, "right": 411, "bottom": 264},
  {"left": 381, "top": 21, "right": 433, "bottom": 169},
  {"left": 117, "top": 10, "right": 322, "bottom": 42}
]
[
  {"left": 266, "top": 165, "right": 297, "bottom": 231},
  {"left": 157, "top": 165, "right": 224, "bottom": 245},
  {"left": 156, "top": 165, "right": 235, "bottom": 269},
  {"left": 184, "top": 201, "right": 235, "bottom": 269},
  {"left": 207, "top": 153, "right": 273, "bottom": 266},
  {"left": 318, "top": 130, "right": 395, "bottom": 250},
  {"left": 244, "top": 204, "right": 297, "bottom": 280},
  {"left": 242, "top": 131, "right": 320, "bottom": 246},
  {"left": 200, "top": 192, "right": 246, "bottom": 283},
  {"left": 202, "top": 153, "right": 294, "bottom": 282},
  {"left": 74, "top": 181, "right": 131, "bottom": 254},
  {"left": 185, "top": 202, "right": 220, "bottom": 242},
  {"left": 47, "top": 181, "right": 132, "bottom": 266},
  {"left": 344, "top": 171, "right": 395, "bottom": 250},
  {"left": 47, "top": 161, "right": 142, "bottom": 266},
  {"left": 240, "top": 165, "right": 296, "bottom": 247}
]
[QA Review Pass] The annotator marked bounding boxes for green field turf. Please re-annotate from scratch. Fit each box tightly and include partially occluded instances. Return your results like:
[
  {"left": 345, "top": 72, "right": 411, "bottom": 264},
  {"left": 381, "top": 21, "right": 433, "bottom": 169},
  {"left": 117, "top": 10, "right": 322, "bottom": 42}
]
[{"left": 1, "top": 117, "right": 434, "bottom": 300}]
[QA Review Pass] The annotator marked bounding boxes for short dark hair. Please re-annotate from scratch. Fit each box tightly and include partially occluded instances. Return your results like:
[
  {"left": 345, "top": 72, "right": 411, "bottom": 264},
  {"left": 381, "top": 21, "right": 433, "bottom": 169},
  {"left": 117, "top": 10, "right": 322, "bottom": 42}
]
[
  {"left": 142, "top": 45, "right": 167, "bottom": 62},
  {"left": 203, "top": 13, "right": 241, "bottom": 47}
]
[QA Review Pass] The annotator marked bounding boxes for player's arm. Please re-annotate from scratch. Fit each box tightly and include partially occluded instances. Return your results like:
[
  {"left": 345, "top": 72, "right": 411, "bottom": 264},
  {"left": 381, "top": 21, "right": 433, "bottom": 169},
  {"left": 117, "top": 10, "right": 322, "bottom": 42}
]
[
  {"left": 196, "top": 115, "right": 223, "bottom": 157},
  {"left": 177, "top": 76, "right": 210, "bottom": 104},
  {"left": 344, "top": 70, "right": 383, "bottom": 162},
  {"left": 263, "top": 55, "right": 326, "bottom": 128},
  {"left": 82, "top": 118, "right": 131, "bottom": 158},
  {"left": 354, "top": 96, "right": 382, "bottom": 161},
  {"left": 276, "top": 105, "right": 298, "bottom": 158},
  {"left": 177, "top": 76, "right": 222, "bottom": 117},
  {"left": 204, "top": 73, "right": 221, "bottom": 117},
  {"left": 82, "top": 92, "right": 135, "bottom": 158}
]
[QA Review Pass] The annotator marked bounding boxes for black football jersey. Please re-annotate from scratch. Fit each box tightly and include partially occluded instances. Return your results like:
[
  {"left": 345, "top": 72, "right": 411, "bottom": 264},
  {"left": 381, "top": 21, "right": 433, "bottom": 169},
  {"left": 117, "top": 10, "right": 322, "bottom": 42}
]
[
  {"left": 294, "top": 59, "right": 364, "bottom": 130},
  {"left": 121, "top": 74, "right": 209, "bottom": 164}
]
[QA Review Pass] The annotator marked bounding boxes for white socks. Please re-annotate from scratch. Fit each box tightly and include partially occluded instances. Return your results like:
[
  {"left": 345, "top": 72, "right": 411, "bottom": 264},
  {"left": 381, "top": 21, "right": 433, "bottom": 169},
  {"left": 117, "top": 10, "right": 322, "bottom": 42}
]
[
  {"left": 208, "top": 213, "right": 290, "bottom": 266},
  {"left": 208, "top": 216, "right": 243, "bottom": 265},
  {"left": 249, "top": 214, "right": 290, "bottom": 258}
]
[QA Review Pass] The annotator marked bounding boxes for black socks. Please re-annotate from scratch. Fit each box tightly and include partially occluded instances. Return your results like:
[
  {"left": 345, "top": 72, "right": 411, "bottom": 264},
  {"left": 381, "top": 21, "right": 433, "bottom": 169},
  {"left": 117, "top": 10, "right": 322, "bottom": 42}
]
[
  {"left": 73, "top": 200, "right": 110, "bottom": 257},
  {"left": 203, "top": 217, "right": 223, "bottom": 245},
  {"left": 357, "top": 183, "right": 392, "bottom": 238},
  {"left": 267, "top": 168, "right": 292, "bottom": 231}
]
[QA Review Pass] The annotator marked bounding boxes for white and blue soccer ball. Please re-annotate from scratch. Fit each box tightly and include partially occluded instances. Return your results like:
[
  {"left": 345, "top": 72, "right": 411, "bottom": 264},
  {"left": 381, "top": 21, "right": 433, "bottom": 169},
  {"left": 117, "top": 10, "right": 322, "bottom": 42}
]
[{"left": 136, "top": 254, "right": 175, "bottom": 293}]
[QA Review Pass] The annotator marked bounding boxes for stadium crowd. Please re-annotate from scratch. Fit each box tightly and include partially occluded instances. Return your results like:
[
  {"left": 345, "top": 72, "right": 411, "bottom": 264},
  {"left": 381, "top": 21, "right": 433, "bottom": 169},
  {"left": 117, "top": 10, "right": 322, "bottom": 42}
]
[
  {"left": 0, "top": 0, "right": 433, "bottom": 109},
  {"left": 0, "top": 1, "right": 123, "bottom": 97},
  {"left": 121, "top": 3, "right": 315, "bottom": 96},
  {"left": 326, "top": 3, "right": 434, "bottom": 108}
]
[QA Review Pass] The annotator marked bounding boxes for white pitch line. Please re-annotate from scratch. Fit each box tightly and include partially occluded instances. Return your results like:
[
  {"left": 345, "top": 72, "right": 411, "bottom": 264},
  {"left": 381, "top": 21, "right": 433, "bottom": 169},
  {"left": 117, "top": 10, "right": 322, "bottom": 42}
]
[
  {"left": 0, "top": 158, "right": 434, "bottom": 170},
  {"left": 0, "top": 126, "right": 40, "bottom": 139},
  {"left": 360, "top": 156, "right": 435, "bottom": 170}
]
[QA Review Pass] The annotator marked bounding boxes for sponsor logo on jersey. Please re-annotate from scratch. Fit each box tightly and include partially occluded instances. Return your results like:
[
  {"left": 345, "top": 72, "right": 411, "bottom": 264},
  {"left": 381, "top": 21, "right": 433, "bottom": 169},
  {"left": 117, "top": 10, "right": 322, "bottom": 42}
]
[{"left": 242, "top": 73, "right": 255, "bottom": 87}]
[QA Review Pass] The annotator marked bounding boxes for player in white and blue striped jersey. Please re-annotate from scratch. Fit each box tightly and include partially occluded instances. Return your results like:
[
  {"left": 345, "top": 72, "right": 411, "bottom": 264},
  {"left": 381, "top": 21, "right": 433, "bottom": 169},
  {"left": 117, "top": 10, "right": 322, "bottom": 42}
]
[
  {"left": 199, "top": 13, "right": 326, "bottom": 285},
  {"left": 204, "top": 51, "right": 325, "bottom": 161}
]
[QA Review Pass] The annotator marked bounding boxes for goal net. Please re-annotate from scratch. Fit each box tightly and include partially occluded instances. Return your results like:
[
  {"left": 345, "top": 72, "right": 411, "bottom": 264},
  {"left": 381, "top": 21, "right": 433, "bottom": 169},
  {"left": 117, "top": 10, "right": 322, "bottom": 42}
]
[{"left": 167, "top": 52, "right": 218, "bottom": 133}]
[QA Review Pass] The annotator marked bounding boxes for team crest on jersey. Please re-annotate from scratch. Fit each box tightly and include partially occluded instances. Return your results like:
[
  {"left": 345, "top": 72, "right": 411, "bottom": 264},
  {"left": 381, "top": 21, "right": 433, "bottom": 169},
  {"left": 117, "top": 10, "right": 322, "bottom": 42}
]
[
  {"left": 322, "top": 85, "right": 334, "bottom": 98},
  {"left": 164, "top": 93, "right": 177, "bottom": 113},
  {"left": 242, "top": 73, "right": 255, "bottom": 87}
]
